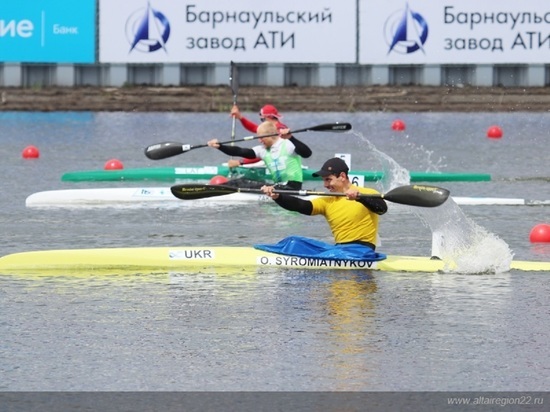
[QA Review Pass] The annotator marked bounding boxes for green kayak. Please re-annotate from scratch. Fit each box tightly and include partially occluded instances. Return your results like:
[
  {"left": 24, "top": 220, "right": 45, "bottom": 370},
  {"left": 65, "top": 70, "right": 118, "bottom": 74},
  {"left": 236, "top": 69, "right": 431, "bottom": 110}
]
[{"left": 61, "top": 166, "right": 491, "bottom": 182}]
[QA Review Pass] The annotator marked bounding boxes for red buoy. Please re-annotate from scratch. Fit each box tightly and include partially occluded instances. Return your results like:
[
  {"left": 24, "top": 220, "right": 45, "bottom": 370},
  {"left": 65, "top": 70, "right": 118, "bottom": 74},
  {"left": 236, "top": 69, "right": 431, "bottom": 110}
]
[
  {"left": 391, "top": 119, "right": 406, "bottom": 131},
  {"left": 209, "top": 175, "right": 229, "bottom": 185},
  {"left": 22, "top": 145, "right": 40, "bottom": 159},
  {"left": 487, "top": 125, "right": 503, "bottom": 139},
  {"left": 104, "top": 159, "right": 124, "bottom": 170},
  {"left": 529, "top": 224, "right": 550, "bottom": 243}
]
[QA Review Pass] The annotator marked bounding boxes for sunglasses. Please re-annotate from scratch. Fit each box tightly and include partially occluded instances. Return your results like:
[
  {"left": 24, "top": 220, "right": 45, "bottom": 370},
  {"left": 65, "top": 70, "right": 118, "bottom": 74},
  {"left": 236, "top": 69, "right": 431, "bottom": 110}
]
[{"left": 260, "top": 115, "right": 276, "bottom": 121}]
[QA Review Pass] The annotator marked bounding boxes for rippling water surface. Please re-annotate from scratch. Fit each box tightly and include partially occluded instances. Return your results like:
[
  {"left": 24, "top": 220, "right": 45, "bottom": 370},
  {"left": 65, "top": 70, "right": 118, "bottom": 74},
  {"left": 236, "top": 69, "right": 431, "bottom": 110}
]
[{"left": 1, "top": 111, "right": 549, "bottom": 393}]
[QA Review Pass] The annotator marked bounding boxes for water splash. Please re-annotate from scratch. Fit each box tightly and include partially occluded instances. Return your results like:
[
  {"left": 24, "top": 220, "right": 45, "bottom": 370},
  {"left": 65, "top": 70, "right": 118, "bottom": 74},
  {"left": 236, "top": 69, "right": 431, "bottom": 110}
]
[
  {"left": 415, "top": 199, "right": 513, "bottom": 273},
  {"left": 357, "top": 138, "right": 410, "bottom": 192},
  {"left": 356, "top": 134, "right": 514, "bottom": 274},
  {"left": 399, "top": 135, "right": 448, "bottom": 172}
]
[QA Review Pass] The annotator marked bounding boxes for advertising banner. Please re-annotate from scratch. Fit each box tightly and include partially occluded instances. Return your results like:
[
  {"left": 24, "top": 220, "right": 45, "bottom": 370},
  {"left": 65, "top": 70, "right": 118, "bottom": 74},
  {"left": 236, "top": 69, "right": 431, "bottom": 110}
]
[
  {"left": 99, "top": 0, "right": 356, "bottom": 63},
  {"left": 360, "top": 0, "right": 550, "bottom": 64},
  {"left": 0, "top": 0, "right": 95, "bottom": 63}
]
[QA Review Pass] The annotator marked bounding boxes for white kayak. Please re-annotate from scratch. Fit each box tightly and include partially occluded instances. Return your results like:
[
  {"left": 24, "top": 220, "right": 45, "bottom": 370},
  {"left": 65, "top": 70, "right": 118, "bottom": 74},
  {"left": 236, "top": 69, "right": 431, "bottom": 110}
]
[
  {"left": 25, "top": 187, "right": 550, "bottom": 208},
  {"left": 452, "top": 197, "right": 550, "bottom": 206},
  {"left": 24, "top": 187, "right": 280, "bottom": 208},
  {"left": 0, "top": 246, "right": 548, "bottom": 274}
]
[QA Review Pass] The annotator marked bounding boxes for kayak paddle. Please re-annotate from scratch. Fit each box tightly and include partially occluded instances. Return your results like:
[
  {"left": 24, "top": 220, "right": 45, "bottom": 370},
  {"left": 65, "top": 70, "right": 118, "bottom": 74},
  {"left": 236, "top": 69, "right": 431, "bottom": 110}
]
[
  {"left": 144, "top": 122, "right": 352, "bottom": 160},
  {"left": 170, "top": 184, "right": 450, "bottom": 208}
]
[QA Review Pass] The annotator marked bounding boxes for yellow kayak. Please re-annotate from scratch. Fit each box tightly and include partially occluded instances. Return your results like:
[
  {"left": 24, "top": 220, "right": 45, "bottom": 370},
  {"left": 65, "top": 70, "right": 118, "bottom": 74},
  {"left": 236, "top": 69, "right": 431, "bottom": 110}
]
[{"left": 0, "top": 247, "right": 548, "bottom": 274}]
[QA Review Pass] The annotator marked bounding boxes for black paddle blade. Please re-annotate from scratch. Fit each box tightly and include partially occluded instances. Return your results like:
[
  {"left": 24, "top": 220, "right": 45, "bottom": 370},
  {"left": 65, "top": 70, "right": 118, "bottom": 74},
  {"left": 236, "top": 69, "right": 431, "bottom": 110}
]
[
  {"left": 229, "top": 61, "right": 239, "bottom": 97},
  {"left": 144, "top": 142, "right": 192, "bottom": 160},
  {"left": 383, "top": 185, "right": 450, "bottom": 207},
  {"left": 171, "top": 184, "right": 238, "bottom": 200}
]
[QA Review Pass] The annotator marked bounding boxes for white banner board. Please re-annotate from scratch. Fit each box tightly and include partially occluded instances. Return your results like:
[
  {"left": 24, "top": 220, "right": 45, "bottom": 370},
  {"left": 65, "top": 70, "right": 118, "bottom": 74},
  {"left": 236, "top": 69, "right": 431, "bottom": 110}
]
[
  {"left": 360, "top": 0, "right": 550, "bottom": 64},
  {"left": 99, "top": 0, "right": 356, "bottom": 63}
]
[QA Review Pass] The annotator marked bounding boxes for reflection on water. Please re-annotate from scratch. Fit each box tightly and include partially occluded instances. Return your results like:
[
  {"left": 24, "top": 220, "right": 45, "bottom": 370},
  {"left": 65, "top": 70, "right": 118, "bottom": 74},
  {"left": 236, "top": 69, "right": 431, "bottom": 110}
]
[
  {"left": 530, "top": 243, "right": 550, "bottom": 256},
  {"left": 322, "top": 271, "right": 378, "bottom": 390}
]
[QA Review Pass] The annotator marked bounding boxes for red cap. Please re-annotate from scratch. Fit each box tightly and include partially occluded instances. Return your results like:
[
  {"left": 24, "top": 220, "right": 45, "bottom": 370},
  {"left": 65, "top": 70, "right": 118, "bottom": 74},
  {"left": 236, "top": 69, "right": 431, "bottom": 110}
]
[{"left": 259, "top": 105, "right": 282, "bottom": 120}]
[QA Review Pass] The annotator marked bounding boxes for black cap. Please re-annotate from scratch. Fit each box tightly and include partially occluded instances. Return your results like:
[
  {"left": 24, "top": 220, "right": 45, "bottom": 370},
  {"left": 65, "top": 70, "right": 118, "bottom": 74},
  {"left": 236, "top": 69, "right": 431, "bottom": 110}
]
[{"left": 312, "top": 157, "right": 349, "bottom": 177}]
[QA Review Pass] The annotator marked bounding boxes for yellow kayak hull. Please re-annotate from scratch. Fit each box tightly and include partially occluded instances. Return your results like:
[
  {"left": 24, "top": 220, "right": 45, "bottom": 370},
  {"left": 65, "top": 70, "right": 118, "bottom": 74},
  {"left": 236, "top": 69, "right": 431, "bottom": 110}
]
[{"left": 0, "top": 247, "right": 548, "bottom": 274}]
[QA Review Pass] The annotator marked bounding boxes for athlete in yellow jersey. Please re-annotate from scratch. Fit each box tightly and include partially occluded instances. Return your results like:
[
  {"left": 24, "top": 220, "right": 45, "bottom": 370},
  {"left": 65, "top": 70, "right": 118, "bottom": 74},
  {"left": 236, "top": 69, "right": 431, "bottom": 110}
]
[{"left": 261, "top": 157, "right": 387, "bottom": 250}]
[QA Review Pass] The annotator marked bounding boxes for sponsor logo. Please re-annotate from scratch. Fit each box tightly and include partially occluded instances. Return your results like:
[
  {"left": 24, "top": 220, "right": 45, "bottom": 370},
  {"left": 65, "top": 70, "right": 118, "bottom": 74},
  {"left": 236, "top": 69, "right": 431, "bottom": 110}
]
[
  {"left": 384, "top": 3, "right": 428, "bottom": 55},
  {"left": 332, "top": 124, "right": 349, "bottom": 130},
  {"left": 412, "top": 185, "right": 446, "bottom": 196},
  {"left": 136, "top": 188, "right": 169, "bottom": 196},
  {"left": 126, "top": 2, "right": 171, "bottom": 53}
]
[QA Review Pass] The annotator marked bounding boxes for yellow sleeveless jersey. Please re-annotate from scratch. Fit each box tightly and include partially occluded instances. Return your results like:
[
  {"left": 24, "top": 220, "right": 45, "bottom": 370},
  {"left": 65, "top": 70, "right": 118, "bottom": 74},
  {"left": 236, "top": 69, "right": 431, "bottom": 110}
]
[{"left": 310, "top": 186, "right": 381, "bottom": 245}]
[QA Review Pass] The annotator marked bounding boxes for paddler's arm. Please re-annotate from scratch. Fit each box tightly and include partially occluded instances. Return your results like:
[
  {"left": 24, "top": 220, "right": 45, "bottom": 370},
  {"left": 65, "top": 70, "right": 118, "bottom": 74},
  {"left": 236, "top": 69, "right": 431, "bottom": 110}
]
[
  {"left": 346, "top": 189, "right": 388, "bottom": 215},
  {"left": 273, "top": 191, "right": 386, "bottom": 215},
  {"left": 356, "top": 197, "right": 387, "bottom": 215},
  {"left": 240, "top": 117, "right": 259, "bottom": 133},
  {"left": 279, "top": 128, "right": 312, "bottom": 159},
  {"left": 261, "top": 186, "right": 313, "bottom": 215},
  {"left": 207, "top": 139, "right": 257, "bottom": 159},
  {"left": 228, "top": 157, "right": 262, "bottom": 168},
  {"left": 231, "top": 105, "right": 258, "bottom": 133},
  {"left": 289, "top": 136, "right": 312, "bottom": 158},
  {"left": 279, "top": 134, "right": 313, "bottom": 159}
]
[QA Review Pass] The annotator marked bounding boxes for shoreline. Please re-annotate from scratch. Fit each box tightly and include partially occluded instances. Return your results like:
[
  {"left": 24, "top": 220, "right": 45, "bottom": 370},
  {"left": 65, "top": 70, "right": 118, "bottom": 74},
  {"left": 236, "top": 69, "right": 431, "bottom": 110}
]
[{"left": 1, "top": 85, "right": 549, "bottom": 112}]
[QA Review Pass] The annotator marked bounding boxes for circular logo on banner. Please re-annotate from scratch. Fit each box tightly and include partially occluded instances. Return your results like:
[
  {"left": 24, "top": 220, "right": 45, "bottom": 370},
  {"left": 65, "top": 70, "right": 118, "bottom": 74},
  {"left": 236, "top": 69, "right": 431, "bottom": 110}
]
[
  {"left": 384, "top": 5, "right": 428, "bottom": 55},
  {"left": 126, "top": 4, "right": 171, "bottom": 53}
]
